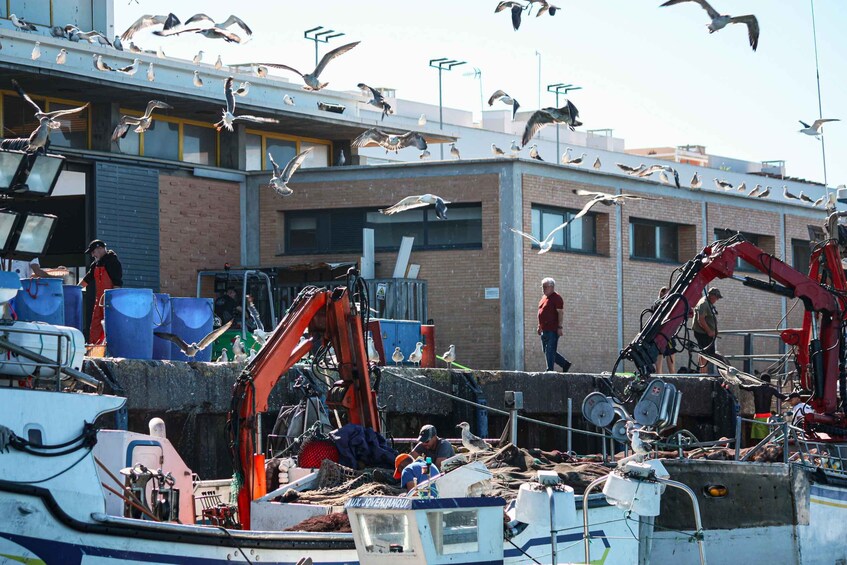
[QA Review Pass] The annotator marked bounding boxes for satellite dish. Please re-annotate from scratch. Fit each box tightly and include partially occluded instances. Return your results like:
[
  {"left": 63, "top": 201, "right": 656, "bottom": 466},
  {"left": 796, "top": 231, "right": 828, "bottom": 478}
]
[{"left": 582, "top": 392, "right": 615, "bottom": 428}]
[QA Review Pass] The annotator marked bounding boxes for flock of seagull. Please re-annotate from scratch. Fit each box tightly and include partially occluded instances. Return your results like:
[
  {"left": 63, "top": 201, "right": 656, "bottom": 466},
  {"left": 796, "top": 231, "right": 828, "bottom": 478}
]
[{"left": 5, "top": 0, "right": 840, "bottom": 246}]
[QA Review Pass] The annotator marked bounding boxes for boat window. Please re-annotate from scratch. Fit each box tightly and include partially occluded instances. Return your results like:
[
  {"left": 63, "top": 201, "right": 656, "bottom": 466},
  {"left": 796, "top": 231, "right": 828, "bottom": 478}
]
[
  {"left": 426, "top": 509, "right": 479, "bottom": 555},
  {"left": 357, "top": 512, "right": 415, "bottom": 554}
]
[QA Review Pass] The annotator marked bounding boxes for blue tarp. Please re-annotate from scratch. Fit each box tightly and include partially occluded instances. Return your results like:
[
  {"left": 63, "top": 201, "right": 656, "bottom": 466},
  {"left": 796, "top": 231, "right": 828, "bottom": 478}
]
[{"left": 330, "top": 424, "right": 397, "bottom": 469}]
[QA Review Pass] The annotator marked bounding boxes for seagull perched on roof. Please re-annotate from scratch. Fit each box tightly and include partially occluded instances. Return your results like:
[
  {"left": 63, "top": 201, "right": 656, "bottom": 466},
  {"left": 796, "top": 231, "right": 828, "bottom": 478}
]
[
  {"left": 593, "top": 157, "right": 602, "bottom": 169},
  {"left": 495, "top": 1, "right": 526, "bottom": 31},
  {"left": 639, "top": 164, "right": 681, "bottom": 188},
  {"left": 155, "top": 321, "right": 232, "bottom": 358},
  {"left": 267, "top": 149, "right": 313, "bottom": 197},
  {"left": 258, "top": 41, "right": 360, "bottom": 91},
  {"left": 418, "top": 114, "right": 427, "bottom": 126},
  {"left": 193, "top": 50, "right": 204, "bottom": 65},
  {"left": 111, "top": 100, "right": 173, "bottom": 143},
  {"left": 747, "top": 184, "right": 763, "bottom": 198},
  {"left": 93, "top": 54, "right": 114, "bottom": 72},
  {"left": 147, "top": 62, "right": 155, "bottom": 82},
  {"left": 214, "top": 77, "right": 280, "bottom": 132},
  {"left": 736, "top": 182, "right": 746, "bottom": 192},
  {"left": 450, "top": 143, "right": 461, "bottom": 159},
  {"left": 492, "top": 143, "right": 505, "bottom": 157},
  {"left": 510, "top": 140, "right": 521, "bottom": 157},
  {"left": 799, "top": 118, "right": 839, "bottom": 138},
  {"left": 283, "top": 94, "right": 296, "bottom": 106},
  {"left": 56, "top": 49, "right": 67, "bottom": 65},
  {"left": 31, "top": 42, "right": 41, "bottom": 61},
  {"left": 392, "top": 347, "right": 404, "bottom": 365},
  {"left": 512, "top": 190, "right": 654, "bottom": 254},
  {"left": 690, "top": 172, "right": 702, "bottom": 189},
  {"left": 457, "top": 422, "right": 491, "bottom": 452},
  {"left": 798, "top": 191, "right": 814, "bottom": 204},
  {"left": 529, "top": 144, "right": 543, "bottom": 161},
  {"left": 215, "top": 55, "right": 223, "bottom": 70},
  {"left": 563, "top": 150, "right": 587, "bottom": 166},
  {"left": 234, "top": 81, "right": 250, "bottom": 97},
  {"left": 116, "top": 58, "right": 141, "bottom": 76},
  {"left": 352, "top": 129, "right": 427, "bottom": 153},
  {"left": 488, "top": 90, "right": 521, "bottom": 120},
  {"left": 783, "top": 186, "right": 799, "bottom": 200},
  {"left": 521, "top": 100, "right": 581, "bottom": 147},
  {"left": 11, "top": 80, "right": 89, "bottom": 153},
  {"left": 193, "top": 71, "right": 204, "bottom": 87},
  {"left": 10, "top": 14, "right": 37, "bottom": 31},
  {"left": 660, "top": 0, "right": 760, "bottom": 51},
  {"left": 714, "top": 179, "right": 733, "bottom": 191},
  {"left": 380, "top": 194, "right": 450, "bottom": 220},
  {"left": 358, "top": 83, "right": 394, "bottom": 121}
]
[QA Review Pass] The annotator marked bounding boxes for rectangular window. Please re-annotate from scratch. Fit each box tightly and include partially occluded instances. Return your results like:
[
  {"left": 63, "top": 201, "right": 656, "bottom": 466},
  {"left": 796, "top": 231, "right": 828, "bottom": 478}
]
[
  {"left": 631, "top": 219, "right": 678, "bottom": 262},
  {"left": 45, "top": 102, "right": 89, "bottom": 149},
  {"left": 300, "top": 141, "right": 330, "bottom": 168},
  {"left": 245, "top": 133, "right": 262, "bottom": 170},
  {"left": 286, "top": 205, "right": 482, "bottom": 254},
  {"left": 182, "top": 124, "right": 216, "bottom": 165},
  {"left": 714, "top": 229, "right": 759, "bottom": 271},
  {"left": 10, "top": 1, "right": 49, "bottom": 25},
  {"left": 357, "top": 513, "right": 414, "bottom": 554},
  {"left": 427, "top": 510, "right": 479, "bottom": 555},
  {"left": 265, "top": 138, "right": 297, "bottom": 171},
  {"left": 4, "top": 93, "right": 43, "bottom": 140},
  {"left": 792, "top": 239, "right": 813, "bottom": 273},
  {"left": 530, "top": 205, "right": 596, "bottom": 253},
  {"left": 142, "top": 119, "right": 179, "bottom": 161}
]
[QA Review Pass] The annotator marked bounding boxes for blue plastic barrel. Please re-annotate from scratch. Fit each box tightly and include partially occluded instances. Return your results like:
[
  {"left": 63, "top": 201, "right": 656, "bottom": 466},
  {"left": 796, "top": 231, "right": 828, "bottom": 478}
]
[
  {"left": 104, "top": 288, "right": 154, "bottom": 359},
  {"left": 170, "top": 297, "right": 214, "bottom": 362},
  {"left": 62, "top": 285, "right": 84, "bottom": 332},
  {"left": 152, "top": 293, "right": 172, "bottom": 361},
  {"left": 14, "top": 278, "right": 64, "bottom": 325}
]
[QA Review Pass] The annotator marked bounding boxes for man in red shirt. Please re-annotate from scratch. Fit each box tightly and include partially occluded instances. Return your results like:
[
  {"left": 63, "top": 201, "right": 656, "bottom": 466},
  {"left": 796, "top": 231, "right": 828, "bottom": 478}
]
[
  {"left": 537, "top": 277, "right": 571, "bottom": 372},
  {"left": 79, "top": 239, "right": 123, "bottom": 344}
]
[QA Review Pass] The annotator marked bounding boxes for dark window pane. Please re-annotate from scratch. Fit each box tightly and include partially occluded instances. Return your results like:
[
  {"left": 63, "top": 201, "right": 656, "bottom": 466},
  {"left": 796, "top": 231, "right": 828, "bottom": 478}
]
[
  {"left": 569, "top": 214, "right": 595, "bottom": 252},
  {"left": 4, "top": 93, "right": 43, "bottom": 140},
  {"left": 330, "top": 209, "right": 364, "bottom": 250},
  {"left": 367, "top": 210, "right": 425, "bottom": 248},
  {"left": 47, "top": 101, "right": 89, "bottom": 149},
  {"left": 426, "top": 206, "right": 482, "bottom": 246},
  {"left": 288, "top": 215, "right": 318, "bottom": 251},
  {"left": 266, "top": 138, "right": 296, "bottom": 171},
  {"left": 632, "top": 223, "right": 657, "bottom": 258},
  {"left": 143, "top": 119, "right": 178, "bottom": 160},
  {"left": 658, "top": 224, "right": 678, "bottom": 261},
  {"left": 183, "top": 124, "right": 216, "bottom": 165},
  {"left": 793, "top": 239, "right": 812, "bottom": 272}
]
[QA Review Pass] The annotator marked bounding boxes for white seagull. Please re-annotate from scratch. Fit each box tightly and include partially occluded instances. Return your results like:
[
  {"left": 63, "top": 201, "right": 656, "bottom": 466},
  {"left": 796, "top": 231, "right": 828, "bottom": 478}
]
[
  {"left": 283, "top": 94, "right": 296, "bottom": 106},
  {"left": 691, "top": 172, "right": 702, "bottom": 189},
  {"left": 408, "top": 342, "right": 424, "bottom": 366},
  {"left": 116, "top": 58, "right": 141, "bottom": 76},
  {"left": 418, "top": 114, "right": 427, "bottom": 126},
  {"left": 714, "top": 179, "right": 733, "bottom": 191},
  {"left": 450, "top": 143, "right": 461, "bottom": 159},
  {"left": 11, "top": 80, "right": 89, "bottom": 152},
  {"left": 147, "top": 62, "right": 155, "bottom": 82},
  {"left": 155, "top": 321, "right": 233, "bottom": 358},
  {"left": 529, "top": 144, "right": 543, "bottom": 161},
  {"left": 215, "top": 55, "right": 223, "bottom": 70},
  {"left": 111, "top": 100, "right": 174, "bottom": 143},
  {"left": 214, "top": 77, "right": 279, "bottom": 132},
  {"left": 660, "top": 0, "right": 760, "bottom": 51},
  {"left": 352, "top": 129, "right": 427, "bottom": 153},
  {"left": 488, "top": 89, "right": 521, "bottom": 120},
  {"left": 56, "top": 49, "right": 67, "bottom": 65},
  {"left": 617, "top": 163, "right": 647, "bottom": 175},
  {"left": 799, "top": 118, "right": 839, "bottom": 138},
  {"left": 193, "top": 70, "right": 204, "bottom": 87},
  {"left": 380, "top": 194, "right": 450, "bottom": 220},
  {"left": 593, "top": 157, "right": 602, "bottom": 169},
  {"left": 457, "top": 422, "right": 491, "bottom": 452},
  {"left": 93, "top": 54, "right": 114, "bottom": 72},
  {"left": 267, "top": 148, "right": 313, "bottom": 196},
  {"left": 258, "top": 41, "right": 360, "bottom": 91},
  {"left": 234, "top": 81, "right": 250, "bottom": 97},
  {"left": 565, "top": 151, "right": 587, "bottom": 166},
  {"left": 193, "top": 50, "right": 204, "bottom": 65},
  {"left": 492, "top": 143, "right": 505, "bottom": 157},
  {"left": 783, "top": 186, "right": 799, "bottom": 200},
  {"left": 31, "top": 42, "right": 41, "bottom": 60},
  {"left": 512, "top": 190, "right": 655, "bottom": 254},
  {"left": 10, "top": 14, "right": 37, "bottom": 31},
  {"left": 367, "top": 333, "right": 381, "bottom": 364},
  {"left": 392, "top": 346, "right": 404, "bottom": 365},
  {"left": 510, "top": 140, "right": 521, "bottom": 157},
  {"left": 442, "top": 344, "right": 456, "bottom": 368}
]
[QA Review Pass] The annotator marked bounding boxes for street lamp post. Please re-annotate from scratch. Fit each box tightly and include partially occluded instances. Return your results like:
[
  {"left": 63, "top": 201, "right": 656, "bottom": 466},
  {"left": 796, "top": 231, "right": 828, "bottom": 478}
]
[
  {"left": 429, "top": 57, "right": 466, "bottom": 159},
  {"left": 546, "top": 83, "right": 582, "bottom": 161},
  {"left": 810, "top": 0, "right": 828, "bottom": 187},
  {"left": 303, "top": 26, "right": 346, "bottom": 67}
]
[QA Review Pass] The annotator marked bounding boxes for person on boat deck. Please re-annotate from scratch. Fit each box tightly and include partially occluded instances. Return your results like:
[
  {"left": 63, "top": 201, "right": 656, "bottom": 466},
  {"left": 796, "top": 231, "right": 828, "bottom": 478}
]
[
  {"left": 787, "top": 392, "right": 812, "bottom": 427},
  {"left": 692, "top": 287, "right": 722, "bottom": 373},
  {"left": 393, "top": 453, "right": 440, "bottom": 492},
  {"left": 79, "top": 240, "right": 122, "bottom": 345},
  {"left": 410, "top": 425, "right": 454, "bottom": 467},
  {"left": 740, "top": 373, "right": 787, "bottom": 445}
]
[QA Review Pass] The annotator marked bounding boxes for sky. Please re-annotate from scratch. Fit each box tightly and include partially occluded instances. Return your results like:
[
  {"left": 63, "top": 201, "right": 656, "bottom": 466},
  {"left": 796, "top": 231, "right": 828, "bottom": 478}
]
[{"left": 114, "top": 1, "right": 846, "bottom": 185}]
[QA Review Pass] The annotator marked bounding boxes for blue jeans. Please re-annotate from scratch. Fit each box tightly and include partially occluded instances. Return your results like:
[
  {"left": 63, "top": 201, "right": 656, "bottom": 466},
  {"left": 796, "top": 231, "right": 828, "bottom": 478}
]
[{"left": 540, "top": 331, "right": 570, "bottom": 371}]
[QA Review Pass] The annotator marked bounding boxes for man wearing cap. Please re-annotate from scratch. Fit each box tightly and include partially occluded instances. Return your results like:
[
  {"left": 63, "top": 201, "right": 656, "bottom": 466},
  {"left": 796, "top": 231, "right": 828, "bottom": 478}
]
[
  {"left": 410, "top": 425, "right": 455, "bottom": 468},
  {"left": 692, "top": 288, "right": 722, "bottom": 374},
  {"left": 787, "top": 392, "right": 812, "bottom": 427},
  {"left": 79, "top": 240, "right": 123, "bottom": 344},
  {"left": 393, "top": 453, "right": 440, "bottom": 493}
]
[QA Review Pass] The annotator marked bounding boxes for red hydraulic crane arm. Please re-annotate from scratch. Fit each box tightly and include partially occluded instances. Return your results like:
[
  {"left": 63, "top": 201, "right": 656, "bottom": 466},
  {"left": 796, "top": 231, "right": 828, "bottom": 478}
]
[{"left": 624, "top": 239, "right": 843, "bottom": 413}]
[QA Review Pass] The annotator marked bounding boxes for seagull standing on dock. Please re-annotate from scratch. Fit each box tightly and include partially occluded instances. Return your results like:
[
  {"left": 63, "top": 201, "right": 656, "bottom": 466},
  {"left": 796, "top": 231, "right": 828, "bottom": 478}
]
[
  {"left": 659, "top": 0, "right": 760, "bottom": 51},
  {"left": 443, "top": 345, "right": 456, "bottom": 368},
  {"left": 457, "top": 422, "right": 491, "bottom": 453},
  {"left": 392, "top": 347, "right": 404, "bottom": 365},
  {"left": 408, "top": 342, "right": 424, "bottom": 366}
]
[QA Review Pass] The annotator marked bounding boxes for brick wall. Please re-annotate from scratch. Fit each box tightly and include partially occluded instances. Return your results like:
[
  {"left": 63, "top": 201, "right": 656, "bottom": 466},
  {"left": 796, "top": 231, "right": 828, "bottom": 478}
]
[
  {"left": 159, "top": 173, "right": 241, "bottom": 297},
  {"left": 259, "top": 172, "right": 502, "bottom": 369}
]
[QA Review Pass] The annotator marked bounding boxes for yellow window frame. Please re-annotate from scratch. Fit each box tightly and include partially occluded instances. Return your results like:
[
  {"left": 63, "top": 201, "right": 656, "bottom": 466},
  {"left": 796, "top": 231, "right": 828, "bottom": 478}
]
[
  {"left": 0, "top": 89, "right": 92, "bottom": 149},
  {"left": 245, "top": 129, "right": 332, "bottom": 169},
  {"left": 119, "top": 109, "right": 220, "bottom": 166}
]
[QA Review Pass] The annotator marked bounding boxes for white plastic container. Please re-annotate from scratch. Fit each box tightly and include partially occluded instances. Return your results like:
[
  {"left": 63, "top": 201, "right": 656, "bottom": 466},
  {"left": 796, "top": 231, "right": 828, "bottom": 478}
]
[
  {"left": 602, "top": 459, "right": 669, "bottom": 517},
  {"left": 515, "top": 482, "right": 576, "bottom": 529},
  {"left": 0, "top": 321, "right": 85, "bottom": 377}
]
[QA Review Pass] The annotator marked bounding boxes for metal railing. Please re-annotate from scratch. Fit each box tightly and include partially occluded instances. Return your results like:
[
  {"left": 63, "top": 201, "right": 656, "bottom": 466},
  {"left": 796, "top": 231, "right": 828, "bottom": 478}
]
[
  {"left": 719, "top": 328, "right": 788, "bottom": 374},
  {"left": 794, "top": 437, "right": 847, "bottom": 477},
  {"left": 733, "top": 415, "right": 789, "bottom": 463}
]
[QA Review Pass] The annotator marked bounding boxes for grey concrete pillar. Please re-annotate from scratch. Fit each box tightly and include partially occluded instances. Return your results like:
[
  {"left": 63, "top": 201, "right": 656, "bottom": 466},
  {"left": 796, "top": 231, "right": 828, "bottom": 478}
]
[
  {"left": 219, "top": 123, "right": 247, "bottom": 170},
  {"left": 90, "top": 101, "right": 120, "bottom": 153},
  {"left": 499, "top": 161, "right": 524, "bottom": 370}
]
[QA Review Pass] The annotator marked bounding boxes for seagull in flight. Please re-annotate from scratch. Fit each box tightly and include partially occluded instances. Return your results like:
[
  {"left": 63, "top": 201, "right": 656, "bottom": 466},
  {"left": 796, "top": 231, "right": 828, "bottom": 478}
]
[
  {"left": 380, "top": 194, "right": 450, "bottom": 220},
  {"left": 155, "top": 321, "right": 233, "bottom": 358},
  {"left": 535, "top": 0, "right": 560, "bottom": 16},
  {"left": 488, "top": 90, "right": 521, "bottom": 119},
  {"left": 495, "top": 1, "right": 526, "bottom": 31},
  {"left": 267, "top": 148, "right": 313, "bottom": 196},
  {"left": 120, "top": 13, "right": 180, "bottom": 42},
  {"left": 799, "top": 118, "right": 839, "bottom": 137},
  {"left": 358, "top": 83, "right": 394, "bottom": 121},
  {"left": 352, "top": 129, "right": 427, "bottom": 153},
  {"left": 214, "top": 77, "right": 280, "bottom": 132},
  {"left": 111, "top": 100, "right": 173, "bottom": 143},
  {"left": 11, "top": 80, "right": 89, "bottom": 152},
  {"left": 617, "top": 163, "right": 647, "bottom": 175},
  {"left": 522, "top": 100, "right": 581, "bottom": 146},
  {"left": 258, "top": 41, "right": 360, "bottom": 91},
  {"left": 183, "top": 13, "right": 252, "bottom": 39},
  {"left": 660, "top": 0, "right": 760, "bottom": 51}
]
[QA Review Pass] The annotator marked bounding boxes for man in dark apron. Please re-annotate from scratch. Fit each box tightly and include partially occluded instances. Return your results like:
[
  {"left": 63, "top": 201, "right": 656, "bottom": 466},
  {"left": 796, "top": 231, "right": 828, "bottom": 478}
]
[{"left": 79, "top": 240, "right": 123, "bottom": 344}]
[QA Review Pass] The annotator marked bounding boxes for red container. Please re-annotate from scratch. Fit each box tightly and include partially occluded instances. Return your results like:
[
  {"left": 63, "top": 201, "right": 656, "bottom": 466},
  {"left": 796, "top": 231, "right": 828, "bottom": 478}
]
[{"left": 421, "top": 325, "right": 435, "bottom": 368}]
